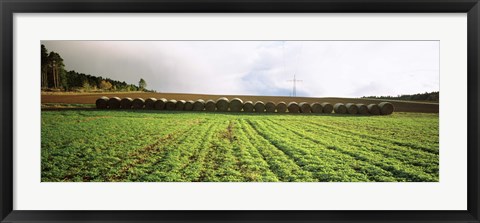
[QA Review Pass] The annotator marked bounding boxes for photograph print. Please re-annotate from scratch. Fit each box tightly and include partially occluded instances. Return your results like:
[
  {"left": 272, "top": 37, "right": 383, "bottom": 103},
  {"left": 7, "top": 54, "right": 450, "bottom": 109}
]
[{"left": 41, "top": 40, "right": 439, "bottom": 182}]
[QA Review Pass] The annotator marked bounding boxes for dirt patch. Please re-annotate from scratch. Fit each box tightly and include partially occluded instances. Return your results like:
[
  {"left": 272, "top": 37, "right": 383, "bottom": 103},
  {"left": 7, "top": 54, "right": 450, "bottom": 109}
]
[{"left": 220, "top": 121, "right": 236, "bottom": 143}]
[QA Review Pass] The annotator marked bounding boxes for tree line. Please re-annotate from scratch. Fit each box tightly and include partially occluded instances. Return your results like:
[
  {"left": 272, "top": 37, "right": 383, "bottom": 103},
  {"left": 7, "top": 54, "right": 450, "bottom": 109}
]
[
  {"left": 41, "top": 44, "right": 151, "bottom": 92},
  {"left": 361, "top": 91, "right": 439, "bottom": 102}
]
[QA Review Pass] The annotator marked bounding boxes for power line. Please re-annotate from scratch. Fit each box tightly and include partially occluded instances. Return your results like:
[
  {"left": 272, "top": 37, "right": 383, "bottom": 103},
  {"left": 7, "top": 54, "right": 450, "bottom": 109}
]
[
  {"left": 293, "top": 42, "right": 303, "bottom": 77},
  {"left": 286, "top": 42, "right": 303, "bottom": 97},
  {"left": 287, "top": 73, "right": 303, "bottom": 97}
]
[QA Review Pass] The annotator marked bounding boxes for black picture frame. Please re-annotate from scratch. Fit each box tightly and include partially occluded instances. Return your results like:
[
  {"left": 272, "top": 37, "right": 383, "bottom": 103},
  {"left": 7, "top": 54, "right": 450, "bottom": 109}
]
[{"left": 1, "top": 0, "right": 479, "bottom": 222}]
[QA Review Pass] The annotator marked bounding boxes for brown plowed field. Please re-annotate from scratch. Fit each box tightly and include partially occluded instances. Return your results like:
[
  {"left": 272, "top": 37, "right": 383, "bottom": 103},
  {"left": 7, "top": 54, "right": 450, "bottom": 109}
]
[{"left": 41, "top": 92, "right": 439, "bottom": 113}]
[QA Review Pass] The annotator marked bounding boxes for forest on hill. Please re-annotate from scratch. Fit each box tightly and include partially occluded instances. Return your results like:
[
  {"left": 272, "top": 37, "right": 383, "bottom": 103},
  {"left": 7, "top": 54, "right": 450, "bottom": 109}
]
[
  {"left": 41, "top": 44, "right": 151, "bottom": 92},
  {"left": 361, "top": 91, "right": 439, "bottom": 102}
]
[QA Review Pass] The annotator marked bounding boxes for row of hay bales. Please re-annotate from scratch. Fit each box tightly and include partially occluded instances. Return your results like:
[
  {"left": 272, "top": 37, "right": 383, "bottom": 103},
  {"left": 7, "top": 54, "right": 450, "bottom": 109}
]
[{"left": 96, "top": 96, "right": 394, "bottom": 115}]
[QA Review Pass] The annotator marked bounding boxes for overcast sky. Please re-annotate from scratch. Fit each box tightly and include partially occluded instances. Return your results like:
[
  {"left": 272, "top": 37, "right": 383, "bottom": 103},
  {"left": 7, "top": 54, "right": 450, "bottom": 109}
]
[{"left": 41, "top": 41, "right": 439, "bottom": 97}]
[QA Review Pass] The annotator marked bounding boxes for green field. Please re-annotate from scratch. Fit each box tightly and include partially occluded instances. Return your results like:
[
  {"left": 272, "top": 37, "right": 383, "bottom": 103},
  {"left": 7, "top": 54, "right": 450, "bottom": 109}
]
[{"left": 41, "top": 110, "right": 439, "bottom": 182}]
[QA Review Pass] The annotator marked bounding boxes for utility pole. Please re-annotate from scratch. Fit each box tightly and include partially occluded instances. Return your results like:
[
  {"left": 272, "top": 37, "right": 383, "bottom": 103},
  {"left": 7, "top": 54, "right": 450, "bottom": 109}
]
[{"left": 287, "top": 74, "right": 302, "bottom": 97}]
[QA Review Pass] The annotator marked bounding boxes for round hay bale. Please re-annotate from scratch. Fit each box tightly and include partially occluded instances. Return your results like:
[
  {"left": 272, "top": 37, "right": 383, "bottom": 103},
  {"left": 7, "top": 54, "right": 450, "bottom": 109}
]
[
  {"left": 107, "top": 97, "right": 121, "bottom": 109},
  {"left": 165, "top": 100, "right": 177, "bottom": 110},
  {"left": 184, "top": 100, "right": 194, "bottom": 111},
  {"left": 193, "top": 99, "right": 205, "bottom": 111},
  {"left": 367, "top": 104, "right": 381, "bottom": 115},
  {"left": 265, "top": 102, "right": 276, "bottom": 113},
  {"left": 345, "top": 103, "right": 358, "bottom": 114},
  {"left": 132, "top": 98, "right": 145, "bottom": 109},
  {"left": 357, "top": 104, "right": 369, "bottom": 115},
  {"left": 243, "top": 101, "right": 254, "bottom": 112},
  {"left": 334, "top": 103, "right": 347, "bottom": 114},
  {"left": 229, "top": 98, "right": 244, "bottom": 112},
  {"left": 321, "top": 102, "right": 333, "bottom": 113},
  {"left": 120, "top": 97, "right": 133, "bottom": 109},
  {"left": 205, "top": 100, "right": 216, "bottom": 112},
  {"left": 299, "top": 102, "right": 312, "bottom": 113},
  {"left": 96, "top": 96, "right": 109, "bottom": 109},
  {"left": 287, "top": 102, "right": 300, "bottom": 113},
  {"left": 311, "top": 103, "right": 323, "bottom": 113},
  {"left": 276, "top": 102, "right": 287, "bottom": 113},
  {"left": 379, "top": 102, "right": 394, "bottom": 115},
  {"left": 254, "top": 101, "right": 265, "bottom": 113},
  {"left": 175, "top": 100, "right": 186, "bottom": 110},
  {"left": 144, "top": 98, "right": 157, "bottom": 109},
  {"left": 216, "top": 97, "right": 230, "bottom": 112},
  {"left": 154, "top": 98, "right": 167, "bottom": 110}
]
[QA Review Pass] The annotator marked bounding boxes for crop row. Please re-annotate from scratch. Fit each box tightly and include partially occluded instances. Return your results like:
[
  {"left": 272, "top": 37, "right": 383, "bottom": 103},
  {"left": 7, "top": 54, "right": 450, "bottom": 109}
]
[{"left": 263, "top": 119, "right": 438, "bottom": 181}]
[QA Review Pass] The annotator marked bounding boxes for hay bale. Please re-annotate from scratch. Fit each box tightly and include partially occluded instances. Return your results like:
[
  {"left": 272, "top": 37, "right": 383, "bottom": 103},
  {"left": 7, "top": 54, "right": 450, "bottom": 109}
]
[
  {"left": 154, "top": 98, "right": 167, "bottom": 110},
  {"left": 357, "top": 104, "right": 368, "bottom": 115},
  {"left": 321, "top": 102, "right": 333, "bottom": 113},
  {"left": 265, "top": 102, "right": 276, "bottom": 113},
  {"left": 311, "top": 103, "right": 323, "bottom": 113},
  {"left": 165, "top": 100, "right": 177, "bottom": 110},
  {"left": 345, "top": 103, "right": 358, "bottom": 114},
  {"left": 216, "top": 97, "right": 229, "bottom": 112},
  {"left": 144, "top": 98, "right": 157, "bottom": 109},
  {"left": 120, "top": 97, "right": 133, "bottom": 109},
  {"left": 184, "top": 100, "right": 194, "bottom": 111},
  {"left": 276, "top": 102, "right": 287, "bottom": 113},
  {"left": 193, "top": 99, "right": 205, "bottom": 111},
  {"left": 243, "top": 101, "right": 254, "bottom": 112},
  {"left": 205, "top": 100, "right": 216, "bottom": 112},
  {"left": 287, "top": 102, "right": 300, "bottom": 113},
  {"left": 299, "top": 102, "right": 311, "bottom": 113},
  {"left": 254, "top": 101, "right": 265, "bottom": 112},
  {"left": 367, "top": 104, "right": 381, "bottom": 115},
  {"left": 379, "top": 102, "right": 394, "bottom": 115},
  {"left": 175, "top": 100, "right": 186, "bottom": 110},
  {"left": 132, "top": 98, "right": 145, "bottom": 109},
  {"left": 229, "top": 98, "right": 244, "bottom": 112},
  {"left": 107, "top": 97, "right": 121, "bottom": 109},
  {"left": 334, "top": 103, "right": 347, "bottom": 114},
  {"left": 96, "top": 96, "right": 109, "bottom": 109}
]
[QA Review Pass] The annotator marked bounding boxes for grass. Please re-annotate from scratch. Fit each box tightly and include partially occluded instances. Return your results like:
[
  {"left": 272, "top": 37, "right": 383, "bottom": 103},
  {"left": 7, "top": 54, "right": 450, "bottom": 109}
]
[
  {"left": 41, "top": 110, "right": 439, "bottom": 182},
  {"left": 42, "top": 103, "right": 95, "bottom": 109}
]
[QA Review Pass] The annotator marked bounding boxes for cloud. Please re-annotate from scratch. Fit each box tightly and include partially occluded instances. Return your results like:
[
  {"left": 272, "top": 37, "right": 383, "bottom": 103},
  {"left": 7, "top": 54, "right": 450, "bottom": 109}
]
[{"left": 41, "top": 40, "right": 439, "bottom": 97}]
